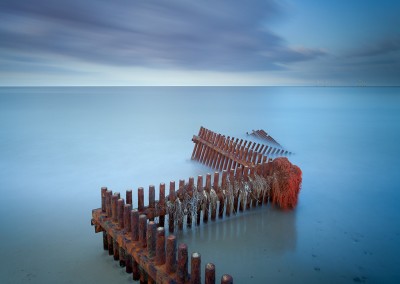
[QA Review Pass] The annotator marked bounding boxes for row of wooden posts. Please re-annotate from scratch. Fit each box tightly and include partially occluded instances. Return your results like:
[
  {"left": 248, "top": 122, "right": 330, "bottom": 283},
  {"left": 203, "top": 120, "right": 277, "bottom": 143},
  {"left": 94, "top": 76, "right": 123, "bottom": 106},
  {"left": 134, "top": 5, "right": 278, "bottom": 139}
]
[
  {"left": 92, "top": 127, "right": 285, "bottom": 283},
  {"left": 191, "top": 126, "right": 290, "bottom": 172},
  {"left": 92, "top": 161, "right": 273, "bottom": 283},
  {"left": 247, "top": 129, "right": 284, "bottom": 149}
]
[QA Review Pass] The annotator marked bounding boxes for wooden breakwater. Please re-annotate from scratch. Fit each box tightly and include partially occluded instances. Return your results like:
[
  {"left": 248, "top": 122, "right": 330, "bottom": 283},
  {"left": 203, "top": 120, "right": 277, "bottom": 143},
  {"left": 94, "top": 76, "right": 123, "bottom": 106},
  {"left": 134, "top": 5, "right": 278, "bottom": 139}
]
[
  {"left": 91, "top": 186, "right": 234, "bottom": 284},
  {"left": 191, "top": 127, "right": 290, "bottom": 172},
  {"left": 92, "top": 126, "right": 298, "bottom": 283},
  {"left": 91, "top": 162, "right": 272, "bottom": 283}
]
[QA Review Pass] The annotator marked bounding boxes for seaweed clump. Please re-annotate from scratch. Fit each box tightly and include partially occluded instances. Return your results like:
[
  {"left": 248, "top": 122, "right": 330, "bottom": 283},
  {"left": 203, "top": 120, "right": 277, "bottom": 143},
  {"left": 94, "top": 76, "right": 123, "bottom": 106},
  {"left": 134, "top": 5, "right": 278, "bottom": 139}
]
[{"left": 268, "top": 157, "right": 302, "bottom": 209}]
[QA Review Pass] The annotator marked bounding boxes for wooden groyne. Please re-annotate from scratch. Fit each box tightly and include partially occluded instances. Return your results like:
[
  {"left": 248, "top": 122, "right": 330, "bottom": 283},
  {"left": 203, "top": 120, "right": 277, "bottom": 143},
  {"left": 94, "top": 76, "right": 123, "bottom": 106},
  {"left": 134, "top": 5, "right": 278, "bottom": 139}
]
[
  {"left": 247, "top": 129, "right": 286, "bottom": 149},
  {"left": 92, "top": 162, "right": 271, "bottom": 283},
  {"left": 92, "top": 126, "right": 301, "bottom": 283},
  {"left": 91, "top": 186, "right": 234, "bottom": 284},
  {"left": 191, "top": 127, "right": 290, "bottom": 172}
]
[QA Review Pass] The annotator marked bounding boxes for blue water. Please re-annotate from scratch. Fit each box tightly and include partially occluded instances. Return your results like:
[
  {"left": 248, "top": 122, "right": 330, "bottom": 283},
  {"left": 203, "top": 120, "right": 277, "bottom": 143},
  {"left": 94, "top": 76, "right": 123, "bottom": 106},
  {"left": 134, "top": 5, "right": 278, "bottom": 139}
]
[{"left": 0, "top": 87, "right": 399, "bottom": 283}]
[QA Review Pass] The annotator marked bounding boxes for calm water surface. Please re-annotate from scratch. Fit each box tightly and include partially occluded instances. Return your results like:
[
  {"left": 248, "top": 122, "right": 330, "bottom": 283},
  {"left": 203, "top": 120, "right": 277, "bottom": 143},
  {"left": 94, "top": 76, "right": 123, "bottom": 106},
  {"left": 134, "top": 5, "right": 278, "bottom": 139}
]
[{"left": 0, "top": 87, "right": 399, "bottom": 283}]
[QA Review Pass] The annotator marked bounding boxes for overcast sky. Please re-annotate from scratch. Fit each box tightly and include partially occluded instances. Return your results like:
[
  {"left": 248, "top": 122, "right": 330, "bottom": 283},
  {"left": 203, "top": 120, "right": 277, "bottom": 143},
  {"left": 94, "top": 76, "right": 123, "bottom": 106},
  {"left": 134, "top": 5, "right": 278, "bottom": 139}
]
[{"left": 0, "top": 0, "right": 399, "bottom": 86}]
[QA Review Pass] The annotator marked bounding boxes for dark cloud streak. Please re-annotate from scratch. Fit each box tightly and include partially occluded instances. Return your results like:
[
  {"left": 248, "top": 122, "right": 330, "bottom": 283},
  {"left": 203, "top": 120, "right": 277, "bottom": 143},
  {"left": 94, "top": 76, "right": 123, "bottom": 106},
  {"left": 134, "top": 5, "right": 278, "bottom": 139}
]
[{"left": 0, "top": 0, "right": 325, "bottom": 71}]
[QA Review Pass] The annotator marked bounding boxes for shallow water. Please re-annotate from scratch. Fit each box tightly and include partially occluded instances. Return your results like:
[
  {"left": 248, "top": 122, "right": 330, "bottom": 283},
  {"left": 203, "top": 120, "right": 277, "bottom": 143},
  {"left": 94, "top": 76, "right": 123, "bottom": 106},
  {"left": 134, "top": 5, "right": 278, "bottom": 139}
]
[{"left": 0, "top": 86, "right": 399, "bottom": 283}]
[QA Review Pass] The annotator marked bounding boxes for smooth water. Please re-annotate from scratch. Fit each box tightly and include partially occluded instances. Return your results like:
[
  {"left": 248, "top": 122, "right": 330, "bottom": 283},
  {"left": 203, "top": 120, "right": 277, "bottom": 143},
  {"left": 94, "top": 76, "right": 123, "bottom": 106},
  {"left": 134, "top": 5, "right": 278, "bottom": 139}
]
[{"left": 0, "top": 87, "right": 399, "bottom": 283}]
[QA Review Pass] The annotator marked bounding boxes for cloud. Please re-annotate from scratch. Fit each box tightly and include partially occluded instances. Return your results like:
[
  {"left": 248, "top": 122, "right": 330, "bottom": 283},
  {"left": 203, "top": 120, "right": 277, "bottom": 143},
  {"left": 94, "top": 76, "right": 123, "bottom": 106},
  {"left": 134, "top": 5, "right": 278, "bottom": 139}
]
[
  {"left": 0, "top": 0, "right": 325, "bottom": 72},
  {"left": 347, "top": 35, "right": 400, "bottom": 58}
]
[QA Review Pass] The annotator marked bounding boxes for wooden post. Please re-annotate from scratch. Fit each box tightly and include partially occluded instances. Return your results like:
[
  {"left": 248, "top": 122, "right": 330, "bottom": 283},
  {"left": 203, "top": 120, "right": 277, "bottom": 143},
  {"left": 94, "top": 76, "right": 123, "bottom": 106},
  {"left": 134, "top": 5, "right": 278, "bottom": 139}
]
[
  {"left": 105, "top": 190, "right": 112, "bottom": 217},
  {"left": 159, "top": 183, "right": 166, "bottom": 227},
  {"left": 147, "top": 221, "right": 157, "bottom": 259},
  {"left": 102, "top": 231, "right": 108, "bottom": 250},
  {"left": 124, "top": 203, "right": 132, "bottom": 232},
  {"left": 113, "top": 238, "right": 119, "bottom": 261},
  {"left": 139, "top": 214, "right": 147, "bottom": 248},
  {"left": 132, "top": 259, "right": 140, "bottom": 281},
  {"left": 138, "top": 187, "right": 144, "bottom": 212},
  {"left": 191, "top": 252, "right": 201, "bottom": 284},
  {"left": 149, "top": 185, "right": 155, "bottom": 221},
  {"left": 166, "top": 235, "right": 177, "bottom": 274},
  {"left": 101, "top": 187, "right": 107, "bottom": 212},
  {"left": 196, "top": 175, "right": 203, "bottom": 226},
  {"left": 221, "top": 274, "right": 233, "bottom": 284},
  {"left": 205, "top": 263, "right": 216, "bottom": 284},
  {"left": 234, "top": 167, "right": 242, "bottom": 213},
  {"left": 250, "top": 166, "right": 257, "bottom": 207},
  {"left": 211, "top": 172, "right": 219, "bottom": 221},
  {"left": 117, "top": 198, "right": 124, "bottom": 229},
  {"left": 111, "top": 194, "right": 119, "bottom": 222},
  {"left": 155, "top": 227, "right": 166, "bottom": 265},
  {"left": 219, "top": 170, "right": 227, "bottom": 218},
  {"left": 187, "top": 177, "right": 194, "bottom": 228},
  {"left": 119, "top": 247, "right": 126, "bottom": 267},
  {"left": 131, "top": 209, "right": 139, "bottom": 241},
  {"left": 126, "top": 254, "right": 132, "bottom": 274},
  {"left": 177, "top": 243, "right": 189, "bottom": 283},
  {"left": 178, "top": 180, "right": 185, "bottom": 230},
  {"left": 169, "top": 181, "right": 176, "bottom": 233},
  {"left": 244, "top": 166, "right": 251, "bottom": 210},
  {"left": 107, "top": 235, "right": 113, "bottom": 256},
  {"left": 204, "top": 173, "right": 211, "bottom": 223},
  {"left": 126, "top": 189, "right": 132, "bottom": 205}
]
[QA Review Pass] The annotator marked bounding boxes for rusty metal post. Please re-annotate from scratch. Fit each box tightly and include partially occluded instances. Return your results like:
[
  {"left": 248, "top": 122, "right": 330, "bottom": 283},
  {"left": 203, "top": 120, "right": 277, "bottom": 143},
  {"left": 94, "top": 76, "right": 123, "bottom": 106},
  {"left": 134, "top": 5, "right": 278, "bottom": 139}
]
[
  {"left": 168, "top": 181, "right": 176, "bottom": 233},
  {"left": 117, "top": 198, "right": 125, "bottom": 229},
  {"left": 147, "top": 221, "right": 157, "bottom": 259},
  {"left": 155, "top": 227, "right": 166, "bottom": 265},
  {"left": 221, "top": 274, "right": 233, "bottom": 284},
  {"left": 111, "top": 194, "right": 119, "bottom": 222},
  {"left": 101, "top": 187, "right": 107, "bottom": 212},
  {"left": 196, "top": 175, "right": 203, "bottom": 226},
  {"left": 191, "top": 252, "right": 201, "bottom": 284},
  {"left": 124, "top": 203, "right": 132, "bottom": 231},
  {"left": 139, "top": 214, "right": 147, "bottom": 248},
  {"left": 138, "top": 187, "right": 144, "bottom": 212},
  {"left": 159, "top": 183, "right": 166, "bottom": 227},
  {"left": 126, "top": 189, "right": 132, "bottom": 205},
  {"left": 131, "top": 209, "right": 139, "bottom": 241},
  {"left": 177, "top": 243, "right": 189, "bottom": 283},
  {"left": 205, "top": 263, "right": 216, "bottom": 284},
  {"left": 166, "top": 235, "right": 177, "bottom": 274}
]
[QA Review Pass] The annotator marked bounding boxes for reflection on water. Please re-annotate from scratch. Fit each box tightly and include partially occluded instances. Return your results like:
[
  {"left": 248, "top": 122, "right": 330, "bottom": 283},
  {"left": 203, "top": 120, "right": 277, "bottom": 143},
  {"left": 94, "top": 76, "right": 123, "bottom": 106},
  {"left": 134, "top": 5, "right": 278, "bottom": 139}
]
[
  {"left": 176, "top": 205, "right": 296, "bottom": 253},
  {"left": 173, "top": 205, "right": 297, "bottom": 282}
]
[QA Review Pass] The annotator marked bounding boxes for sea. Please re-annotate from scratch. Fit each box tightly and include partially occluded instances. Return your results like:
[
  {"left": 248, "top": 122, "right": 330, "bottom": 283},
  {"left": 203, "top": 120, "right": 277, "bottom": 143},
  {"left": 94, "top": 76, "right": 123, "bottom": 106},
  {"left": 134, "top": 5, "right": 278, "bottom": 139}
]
[{"left": 0, "top": 86, "right": 399, "bottom": 283}]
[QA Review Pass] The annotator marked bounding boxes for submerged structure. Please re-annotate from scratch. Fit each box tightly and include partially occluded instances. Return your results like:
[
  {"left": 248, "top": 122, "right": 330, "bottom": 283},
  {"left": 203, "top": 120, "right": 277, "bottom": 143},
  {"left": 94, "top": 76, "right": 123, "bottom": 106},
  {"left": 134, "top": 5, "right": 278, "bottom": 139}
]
[{"left": 91, "top": 127, "right": 302, "bottom": 283}]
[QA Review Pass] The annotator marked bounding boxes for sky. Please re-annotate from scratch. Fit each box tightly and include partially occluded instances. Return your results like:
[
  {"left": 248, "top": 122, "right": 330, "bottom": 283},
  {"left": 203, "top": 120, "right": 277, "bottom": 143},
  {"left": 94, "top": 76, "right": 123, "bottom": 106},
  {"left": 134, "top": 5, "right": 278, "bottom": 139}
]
[{"left": 0, "top": 0, "right": 399, "bottom": 86}]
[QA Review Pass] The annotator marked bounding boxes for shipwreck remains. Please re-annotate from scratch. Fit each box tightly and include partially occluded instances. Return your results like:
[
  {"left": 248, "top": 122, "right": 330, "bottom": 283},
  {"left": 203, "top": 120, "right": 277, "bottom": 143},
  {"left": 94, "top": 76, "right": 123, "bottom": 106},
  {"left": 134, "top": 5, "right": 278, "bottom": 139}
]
[{"left": 91, "top": 126, "right": 302, "bottom": 283}]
